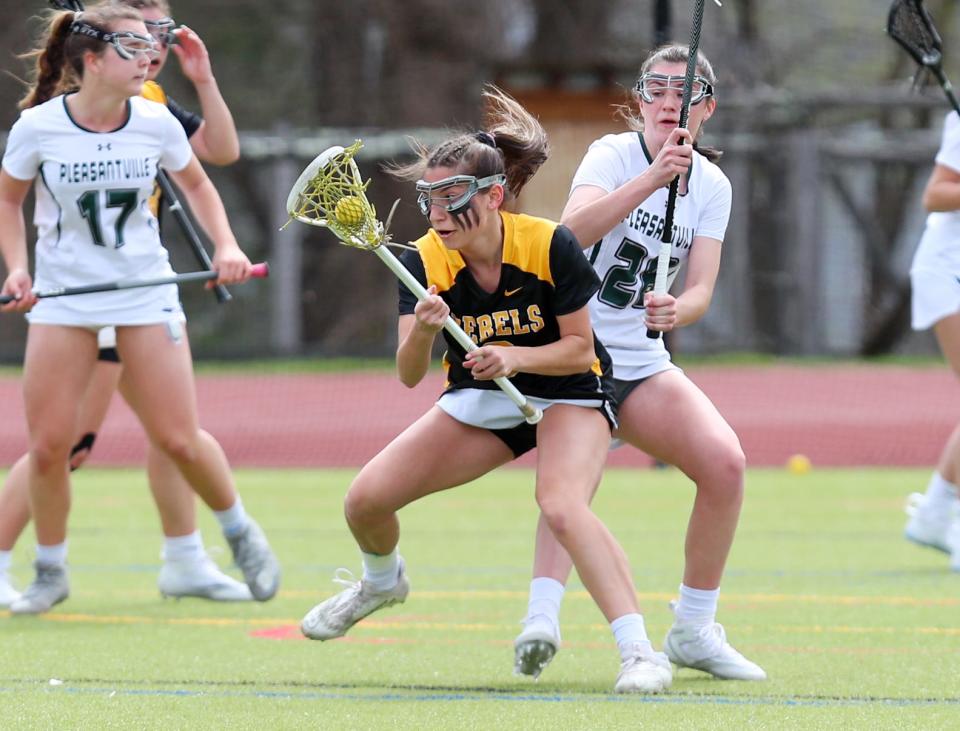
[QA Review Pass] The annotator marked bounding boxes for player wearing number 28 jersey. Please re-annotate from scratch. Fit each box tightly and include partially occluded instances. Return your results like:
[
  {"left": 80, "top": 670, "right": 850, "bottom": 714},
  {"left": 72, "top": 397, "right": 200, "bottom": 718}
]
[
  {"left": 3, "top": 94, "right": 191, "bottom": 325},
  {"left": 515, "top": 45, "right": 766, "bottom": 685},
  {"left": 577, "top": 131, "right": 731, "bottom": 380}
]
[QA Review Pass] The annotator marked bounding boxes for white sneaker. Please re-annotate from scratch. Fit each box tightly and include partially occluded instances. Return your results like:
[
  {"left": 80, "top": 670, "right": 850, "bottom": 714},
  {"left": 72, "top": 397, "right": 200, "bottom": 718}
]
[
  {"left": 301, "top": 561, "right": 409, "bottom": 641},
  {"left": 904, "top": 492, "right": 953, "bottom": 554},
  {"left": 663, "top": 613, "right": 766, "bottom": 681},
  {"left": 9, "top": 562, "right": 69, "bottom": 615},
  {"left": 948, "top": 504, "right": 960, "bottom": 572},
  {"left": 159, "top": 554, "right": 253, "bottom": 602},
  {"left": 513, "top": 614, "right": 560, "bottom": 679},
  {"left": 0, "top": 573, "right": 21, "bottom": 608},
  {"left": 614, "top": 643, "right": 673, "bottom": 694},
  {"left": 226, "top": 518, "right": 281, "bottom": 601}
]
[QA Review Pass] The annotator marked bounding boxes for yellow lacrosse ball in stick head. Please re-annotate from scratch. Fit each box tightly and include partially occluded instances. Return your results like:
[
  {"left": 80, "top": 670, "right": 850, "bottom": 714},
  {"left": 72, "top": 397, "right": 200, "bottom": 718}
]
[{"left": 334, "top": 196, "right": 365, "bottom": 227}]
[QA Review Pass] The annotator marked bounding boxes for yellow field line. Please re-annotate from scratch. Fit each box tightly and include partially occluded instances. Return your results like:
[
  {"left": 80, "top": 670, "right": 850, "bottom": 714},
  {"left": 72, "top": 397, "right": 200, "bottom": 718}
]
[{"left": 258, "top": 590, "right": 960, "bottom": 607}]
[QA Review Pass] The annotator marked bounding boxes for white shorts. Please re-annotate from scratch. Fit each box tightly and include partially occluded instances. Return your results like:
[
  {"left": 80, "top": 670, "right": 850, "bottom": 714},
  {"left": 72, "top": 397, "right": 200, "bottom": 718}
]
[
  {"left": 437, "top": 388, "right": 605, "bottom": 430},
  {"left": 610, "top": 352, "right": 680, "bottom": 382},
  {"left": 25, "top": 282, "right": 184, "bottom": 328},
  {"left": 93, "top": 319, "right": 186, "bottom": 352},
  {"left": 910, "top": 267, "right": 960, "bottom": 331}
]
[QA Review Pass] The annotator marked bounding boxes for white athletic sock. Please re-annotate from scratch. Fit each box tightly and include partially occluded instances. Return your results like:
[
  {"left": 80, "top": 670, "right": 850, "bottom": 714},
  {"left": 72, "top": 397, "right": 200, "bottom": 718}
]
[
  {"left": 610, "top": 613, "right": 652, "bottom": 660},
  {"left": 924, "top": 473, "right": 959, "bottom": 511},
  {"left": 163, "top": 531, "right": 205, "bottom": 562},
  {"left": 674, "top": 584, "right": 720, "bottom": 627},
  {"left": 361, "top": 548, "right": 400, "bottom": 591},
  {"left": 214, "top": 498, "right": 249, "bottom": 537},
  {"left": 525, "top": 577, "right": 565, "bottom": 627},
  {"left": 36, "top": 542, "right": 67, "bottom": 567},
  {"left": 0, "top": 549, "right": 12, "bottom": 575}
]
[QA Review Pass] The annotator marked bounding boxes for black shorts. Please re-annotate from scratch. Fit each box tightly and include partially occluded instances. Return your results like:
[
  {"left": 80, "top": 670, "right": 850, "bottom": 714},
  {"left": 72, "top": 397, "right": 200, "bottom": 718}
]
[
  {"left": 98, "top": 346, "right": 120, "bottom": 363},
  {"left": 612, "top": 376, "right": 654, "bottom": 408},
  {"left": 488, "top": 401, "right": 617, "bottom": 458},
  {"left": 490, "top": 422, "right": 539, "bottom": 458}
]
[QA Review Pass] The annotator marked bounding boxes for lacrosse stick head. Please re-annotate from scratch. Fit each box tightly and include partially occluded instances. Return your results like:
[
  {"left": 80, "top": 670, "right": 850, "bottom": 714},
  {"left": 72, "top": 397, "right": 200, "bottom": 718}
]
[
  {"left": 285, "top": 140, "right": 385, "bottom": 250},
  {"left": 887, "top": 0, "right": 943, "bottom": 68}
]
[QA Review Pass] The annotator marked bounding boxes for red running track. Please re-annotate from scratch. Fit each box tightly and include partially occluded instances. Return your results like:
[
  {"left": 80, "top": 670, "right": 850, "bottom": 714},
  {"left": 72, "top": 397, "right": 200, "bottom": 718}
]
[{"left": 0, "top": 365, "right": 955, "bottom": 468}]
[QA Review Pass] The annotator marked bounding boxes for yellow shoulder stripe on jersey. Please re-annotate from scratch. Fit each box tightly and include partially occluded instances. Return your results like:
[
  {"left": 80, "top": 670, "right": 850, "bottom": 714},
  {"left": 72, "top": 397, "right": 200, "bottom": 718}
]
[
  {"left": 500, "top": 211, "right": 555, "bottom": 286},
  {"left": 413, "top": 230, "right": 467, "bottom": 294},
  {"left": 140, "top": 80, "right": 167, "bottom": 105},
  {"left": 414, "top": 212, "right": 558, "bottom": 292}
]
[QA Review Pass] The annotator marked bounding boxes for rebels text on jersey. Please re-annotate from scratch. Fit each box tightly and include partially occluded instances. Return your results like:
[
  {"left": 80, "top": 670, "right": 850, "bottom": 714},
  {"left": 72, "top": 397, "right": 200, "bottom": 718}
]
[{"left": 399, "top": 211, "right": 613, "bottom": 402}]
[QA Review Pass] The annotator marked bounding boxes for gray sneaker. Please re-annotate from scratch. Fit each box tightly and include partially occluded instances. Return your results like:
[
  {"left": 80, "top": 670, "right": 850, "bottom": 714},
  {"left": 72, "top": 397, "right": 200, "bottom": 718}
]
[
  {"left": 513, "top": 614, "right": 560, "bottom": 679},
  {"left": 9, "top": 562, "right": 69, "bottom": 615},
  {"left": 226, "top": 519, "right": 280, "bottom": 601},
  {"left": 301, "top": 560, "right": 409, "bottom": 640}
]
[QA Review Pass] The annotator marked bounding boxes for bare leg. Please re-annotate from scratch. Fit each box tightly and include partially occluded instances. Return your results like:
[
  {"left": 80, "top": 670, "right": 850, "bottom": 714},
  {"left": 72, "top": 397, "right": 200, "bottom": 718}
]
[
  {"left": 534, "top": 405, "right": 638, "bottom": 622},
  {"left": 115, "top": 324, "right": 236, "bottom": 512},
  {"left": 934, "top": 313, "right": 960, "bottom": 483},
  {"left": 22, "top": 325, "right": 99, "bottom": 545},
  {"left": 344, "top": 407, "right": 512, "bottom": 553},
  {"left": 0, "top": 455, "right": 31, "bottom": 552},
  {"left": 617, "top": 370, "right": 744, "bottom": 590}
]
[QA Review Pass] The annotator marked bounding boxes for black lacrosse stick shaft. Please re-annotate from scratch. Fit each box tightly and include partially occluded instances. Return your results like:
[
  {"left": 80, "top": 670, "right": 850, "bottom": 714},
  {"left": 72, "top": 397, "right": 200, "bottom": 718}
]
[
  {"left": 647, "top": 0, "right": 707, "bottom": 340},
  {"left": 156, "top": 170, "right": 232, "bottom": 303}
]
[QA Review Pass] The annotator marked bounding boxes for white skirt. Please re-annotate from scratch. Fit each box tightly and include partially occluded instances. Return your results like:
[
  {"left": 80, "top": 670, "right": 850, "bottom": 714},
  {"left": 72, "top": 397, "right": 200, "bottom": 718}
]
[{"left": 437, "top": 388, "right": 604, "bottom": 430}]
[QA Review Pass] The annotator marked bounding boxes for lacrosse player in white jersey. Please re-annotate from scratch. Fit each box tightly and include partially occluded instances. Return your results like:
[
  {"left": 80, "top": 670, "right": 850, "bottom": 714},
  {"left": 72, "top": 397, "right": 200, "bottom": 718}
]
[
  {"left": 513, "top": 44, "right": 766, "bottom": 683},
  {"left": 0, "top": 0, "right": 251, "bottom": 609},
  {"left": 903, "top": 111, "right": 960, "bottom": 571},
  {"left": 0, "top": 3, "right": 279, "bottom": 614}
]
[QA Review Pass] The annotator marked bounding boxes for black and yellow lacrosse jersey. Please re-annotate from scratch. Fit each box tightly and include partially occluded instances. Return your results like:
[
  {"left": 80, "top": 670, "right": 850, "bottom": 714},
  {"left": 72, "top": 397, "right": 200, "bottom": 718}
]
[
  {"left": 398, "top": 211, "right": 614, "bottom": 403},
  {"left": 140, "top": 81, "right": 202, "bottom": 218}
]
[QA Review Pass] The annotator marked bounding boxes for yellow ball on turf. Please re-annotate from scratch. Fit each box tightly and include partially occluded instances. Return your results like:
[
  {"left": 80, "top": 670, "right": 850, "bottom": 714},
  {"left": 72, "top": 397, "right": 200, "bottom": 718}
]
[
  {"left": 334, "top": 196, "right": 364, "bottom": 227},
  {"left": 786, "top": 454, "right": 812, "bottom": 475}
]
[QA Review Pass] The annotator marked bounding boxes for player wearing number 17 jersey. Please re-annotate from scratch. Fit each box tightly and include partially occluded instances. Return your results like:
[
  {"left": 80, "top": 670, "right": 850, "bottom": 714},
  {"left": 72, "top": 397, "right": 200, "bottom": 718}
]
[
  {"left": 514, "top": 44, "right": 766, "bottom": 684},
  {"left": 0, "top": 5, "right": 278, "bottom": 614},
  {"left": 4, "top": 94, "right": 190, "bottom": 325}
]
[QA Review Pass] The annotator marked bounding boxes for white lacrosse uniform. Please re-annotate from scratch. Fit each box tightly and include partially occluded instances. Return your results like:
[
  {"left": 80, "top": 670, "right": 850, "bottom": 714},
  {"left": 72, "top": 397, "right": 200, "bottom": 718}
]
[
  {"left": 911, "top": 112, "right": 960, "bottom": 330},
  {"left": 1, "top": 94, "right": 193, "bottom": 326},
  {"left": 572, "top": 131, "right": 732, "bottom": 380}
]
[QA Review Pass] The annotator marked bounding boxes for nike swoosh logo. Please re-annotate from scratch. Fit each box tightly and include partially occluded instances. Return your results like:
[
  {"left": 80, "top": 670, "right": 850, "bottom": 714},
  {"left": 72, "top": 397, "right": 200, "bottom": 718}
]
[{"left": 504, "top": 287, "right": 522, "bottom": 297}]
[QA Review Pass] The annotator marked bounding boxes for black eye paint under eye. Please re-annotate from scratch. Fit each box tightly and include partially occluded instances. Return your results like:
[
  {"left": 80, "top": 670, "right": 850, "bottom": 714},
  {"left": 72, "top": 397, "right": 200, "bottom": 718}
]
[{"left": 453, "top": 206, "right": 478, "bottom": 230}]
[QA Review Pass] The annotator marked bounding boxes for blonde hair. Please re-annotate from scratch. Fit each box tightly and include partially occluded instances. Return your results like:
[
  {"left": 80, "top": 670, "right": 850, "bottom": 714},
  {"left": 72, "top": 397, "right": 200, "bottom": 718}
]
[
  {"left": 617, "top": 43, "right": 722, "bottom": 163},
  {"left": 388, "top": 85, "right": 549, "bottom": 199},
  {"left": 19, "top": 3, "right": 142, "bottom": 109}
]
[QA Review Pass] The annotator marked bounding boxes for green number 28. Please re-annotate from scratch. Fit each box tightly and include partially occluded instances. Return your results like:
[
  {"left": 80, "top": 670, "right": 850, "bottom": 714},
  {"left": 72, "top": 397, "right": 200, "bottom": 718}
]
[
  {"left": 596, "top": 237, "right": 678, "bottom": 310},
  {"left": 77, "top": 188, "right": 138, "bottom": 248}
]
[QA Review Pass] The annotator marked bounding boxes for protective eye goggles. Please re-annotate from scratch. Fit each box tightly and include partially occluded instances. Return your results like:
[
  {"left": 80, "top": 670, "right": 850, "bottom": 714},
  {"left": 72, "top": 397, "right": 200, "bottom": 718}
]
[
  {"left": 415, "top": 174, "right": 506, "bottom": 216},
  {"left": 70, "top": 20, "right": 160, "bottom": 60},
  {"left": 144, "top": 17, "right": 178, "bottom": 47},
  {"left": 634, "top": 73, "right": 714, "bottom": 105}
]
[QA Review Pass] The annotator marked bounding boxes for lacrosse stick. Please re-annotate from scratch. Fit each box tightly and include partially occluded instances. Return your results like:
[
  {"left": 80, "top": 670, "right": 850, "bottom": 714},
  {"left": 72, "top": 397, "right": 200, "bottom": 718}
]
[
  {"left": 887, "top": 0, "right": 960, "bottom": 116},
  {"left": 156, "top": 170, "right": 231, "bottom": 303},
  {"left": 0, "top": 263, "right": 267, "bottom": 306},
  {"left": 646, "top": 0, "right": 720, "bottom": 339},
  {"left": 284, "top": 140, "right": 543, "bottom": 425}
]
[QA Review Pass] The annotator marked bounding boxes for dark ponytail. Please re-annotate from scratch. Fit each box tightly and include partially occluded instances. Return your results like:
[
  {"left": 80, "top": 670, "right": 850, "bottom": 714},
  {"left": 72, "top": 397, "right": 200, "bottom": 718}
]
[
  {"left": 19, "top": 4, "right": 143, "bottom": 110},
  {"left": 19, "top": 11, "right": 75, "bottom": 109},
  {"left": 387, "top": 85, "right": 549, "bottom": 200}
]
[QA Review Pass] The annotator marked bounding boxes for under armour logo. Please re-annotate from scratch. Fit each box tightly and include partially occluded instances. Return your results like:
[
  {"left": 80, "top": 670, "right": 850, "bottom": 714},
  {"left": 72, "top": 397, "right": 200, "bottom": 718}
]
[{"left": 98, "top": 143, "right": 112, "bottom": 151}]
